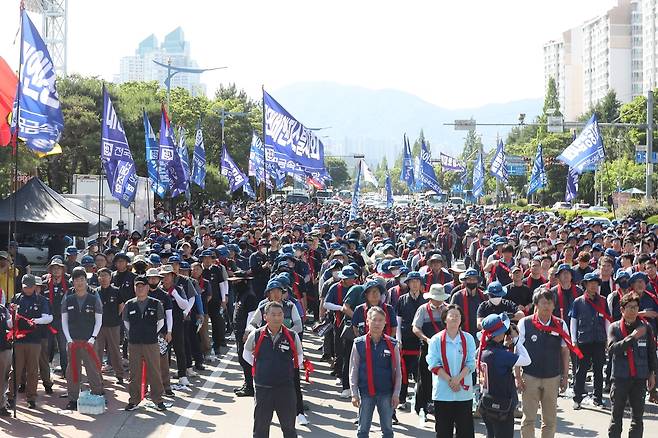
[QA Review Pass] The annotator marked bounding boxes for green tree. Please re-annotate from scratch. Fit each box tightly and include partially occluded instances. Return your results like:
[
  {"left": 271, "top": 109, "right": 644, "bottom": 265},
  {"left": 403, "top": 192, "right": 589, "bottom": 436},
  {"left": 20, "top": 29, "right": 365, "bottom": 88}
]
[{"left": 325, "top": 157, "right": 351, "bottom": 188}]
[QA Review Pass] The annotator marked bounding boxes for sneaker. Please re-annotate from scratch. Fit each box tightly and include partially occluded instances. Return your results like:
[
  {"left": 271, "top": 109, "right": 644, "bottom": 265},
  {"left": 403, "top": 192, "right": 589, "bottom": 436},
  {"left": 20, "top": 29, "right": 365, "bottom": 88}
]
[
  {"left": 186, "top": 368, "right": 198, "bottom": 378},
  {"left": 335, "top": 378, "right": 343, "bottom": 386},
  {"left": 593, "top": 399, "right": 607, "bottom": 408},
  {"left": 27, "top": 400, "right": 36, "bottom": 409},
  {"left": 398, "top": 401, "right": 410, "bottom": 411},
  {"left": 206, "top": 354, "right": 218, "bottom": 362},
  {"left": 340, "top": 389, "right": 351, "bottom": 399},
  {"left": 573, "top": 401, "right": 582, "bottom": 410},
  {"left": 179, "top": 377, "right": 191, "bottom": 386},
  {"left": 194, "top": 364, "right": 206, "bottom": 372},
  {"left": 65, "top": 401, "right": 77, "bottom": 410},
  {"left": 236, "top": 387, "right": 254, "bottom": 397},
  {"left": 233, "top": 383, "right": 247, "bottom": 394},
  {"left": 514, "top": 407, "right": 523, "bottom": 418},
  {"left": 165, "top": 389, "right": 175, "bottom": 397},
  {"left": 44, "top": 385, "right": 53, "bottom": 395},
  {"left": 124, "top": 403, "right": 138, "bottom": 411},
  {"left": 296, "top": 413, "right": 310, "bottom": 425},
  {"left": 155, "top": 402, "right": 167, "bottom": 411},
  {"left": 392, "top": 413, "right": 399, "bottom": 425},
  {"left": 116, "top": 377, "right": 124, "bottom": 385}
]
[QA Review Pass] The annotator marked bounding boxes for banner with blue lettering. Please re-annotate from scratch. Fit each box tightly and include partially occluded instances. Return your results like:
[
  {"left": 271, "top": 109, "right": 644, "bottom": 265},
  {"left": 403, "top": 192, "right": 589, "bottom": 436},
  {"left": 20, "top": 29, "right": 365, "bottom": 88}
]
[
  {"left": 413, "top": 156, "right": 423, "bottom": 192},
  {"left": 248, "top": 131, "right": 273, "bottom": 189},
  {"left": 473, "top": 149, "right": 485, "bottom": 198},
  {"left": 263, "top": 89, "right": 327, "bottom": 179},
  {"left": 385, "top": 171, "right": 393, "bottom": 208},
  {"left": 349, "top": 160, "right": 362, "bottom": 221},
  {"left": 143, "top": 110, "right": 166, "bottom": 197},
  {"left": 490, "top": 139, "right": 509, "bottom": 182},
  {"left": 565, "top": 166, "right": 579, "bottom": 202},
  {"left": 158, "top": 105, "right": 187, "bottom": 197},
  {"left": 243, "top": 180, "right": 256, "bottom": 199},
  {"left": 12, "top": 10, "right": 64, "bottom": 153},
  {"left": 101, "top": 87, "right": 137, "bottom": 208},
  {"left": 419, "top": 139, "right": 442, "bottom": 193},
  {"left": 527, "top": 143, "right": 547, "bottom": 195},
  {"left": 557, "top": 114, "right": 605, "bottom": 173},
  {"left": 191, "top": 121, "right": 206, "bottom": 188},
  {"left": 177, "top": 127, "right": 191, "bottom": 200},
  {"left": 221, "top": 145, "right": 248, "bottom": 192},
  {"left": 440, "top": 152, "right": 465, "bottom": 172},
  {"left": 400, "top": 134, "right": 415, "bottom": 191}
]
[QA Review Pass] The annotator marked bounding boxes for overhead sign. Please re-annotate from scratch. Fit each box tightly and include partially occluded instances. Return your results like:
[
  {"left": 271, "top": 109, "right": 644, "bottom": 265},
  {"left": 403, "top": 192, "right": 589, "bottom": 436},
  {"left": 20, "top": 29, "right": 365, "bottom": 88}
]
[
  {"left": 454, "top": 119, "right": 476, "bottom": 131},
  {"left": 636, "top": 151, "right": 658, "bottom": 164},
  {"left": 547, "top": 115, "right": 564, "bottom": 133}
]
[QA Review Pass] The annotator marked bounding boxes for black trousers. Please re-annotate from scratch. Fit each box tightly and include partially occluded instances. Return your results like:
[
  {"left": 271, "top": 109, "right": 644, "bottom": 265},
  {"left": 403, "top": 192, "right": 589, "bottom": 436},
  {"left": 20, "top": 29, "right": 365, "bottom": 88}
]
[
  {"left": 399, "top": 350, "right": 419, "bottom": 403},
  {"left": 208, "top": 298, "right": 226, "bottom": 352},
  {"left": 322, "top": 323, "right": 334, "bottom": 358},
  {"left": 483, "top": 411, "right": 515, "bottom": 438},
  {"left": 434, "top": 400, "right": 474, "bottom": 438},
  {"left": 415, "top": 344, "right": 433, "bottom": 414},
  {"left": 235, "top": 332, "right": 253, "bottom": 390},
  {"left": 184, "top": 319, "right": 203, "bottom": 368},
  {"left": 253, "top": 385, "right": 297, "bottom": 438},
  {"left": 170, "top": 319, "right": 187, "bottom": 378},
  {"left": 609, "top": 378, "right": 647, "bottom": 438},
  {"left": 293, "top": 369, "right": 304, "bottom": 415},
  {"left": 341, "top": 337, "right": 353, "bottom": 390},
  {"left": 333, "top": 324, "right": 343, "bottom": 376},
  {"left": 574, "top": 342, "right": 605, "bottom": 403}
]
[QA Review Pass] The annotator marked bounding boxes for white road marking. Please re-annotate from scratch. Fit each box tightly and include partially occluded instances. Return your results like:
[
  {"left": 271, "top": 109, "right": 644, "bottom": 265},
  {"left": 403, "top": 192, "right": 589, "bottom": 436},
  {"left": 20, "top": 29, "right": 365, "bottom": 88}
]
[{"left": 166, "top": 346, "right": 237, "bottom": 438}]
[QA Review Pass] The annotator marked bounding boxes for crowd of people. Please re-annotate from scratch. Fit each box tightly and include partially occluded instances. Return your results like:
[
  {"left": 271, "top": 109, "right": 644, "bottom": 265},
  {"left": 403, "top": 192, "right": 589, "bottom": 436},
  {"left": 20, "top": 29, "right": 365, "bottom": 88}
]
[{"left": 0, "top": 198, "right": 657, "bottom": 438}]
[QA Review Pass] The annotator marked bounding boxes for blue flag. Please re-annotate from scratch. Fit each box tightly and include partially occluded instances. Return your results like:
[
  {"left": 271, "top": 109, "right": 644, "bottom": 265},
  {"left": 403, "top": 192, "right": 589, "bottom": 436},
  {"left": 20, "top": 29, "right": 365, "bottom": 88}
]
[
  {"left": 191, "top": 121, "right": 206, "bottom": 188},
  {"left": 565, "top": 166, "right": 579, "bottom": 202},
  {"left": 177, "top": 127, "right": 191, "bottom": 200},
  {"left": 248, "top": 131, "right": 273, "bottom": 189},
  {"left": 419, "top": 139, "right": 442, "bottom": 193},
  {"left": 400, "top": 133, "right": 415, "bottom": 190},
  {"left": 385, "top": 171, "right": 393, "bottom": 209},
  {"left": 221, "top": 145, "right": 248, "bottom": 192},
  {"left": 143, "top": 110, "right": 166, "bottom": 197},
  {"left": 527, "top": 143, "right": 547, "bottom": 195},
  {"left": 243, "top": 180, "right": 256, "bottom": 199},
  {"left": 413, "top": 156, "right": 423, "bottom": 192},
  {"left": 490, "top": 139, "right": 509, "bottom": 182},
  {"left": 473, "top": 149, "right": 485, "bottom": 198},
  {"left": 263, "top": 89, "right": 327, "bottom": 179},
  {"left": 350, "top": 160, "right": 362, "bottom": 221},
  {"left": 440, "top": 152, "right": 465, "bottom": 172},
  {"left": 158, "top": 106, "right": 187, "bottom": 197},
  {"left": 101, "top": 87, "right": 138, "bottom": 208},
  {"left": 12, "top": 10, "right": 64, "bottom": 153},
  {"left": 557, "top": 114, "right": 605, "bottom": 173}
]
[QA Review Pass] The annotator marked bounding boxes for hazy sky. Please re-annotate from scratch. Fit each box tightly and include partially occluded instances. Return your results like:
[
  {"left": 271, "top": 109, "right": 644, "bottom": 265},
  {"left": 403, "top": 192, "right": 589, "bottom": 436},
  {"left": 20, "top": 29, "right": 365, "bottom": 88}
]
[{"left": 0, "top": 0, "right": 617, "bottom": 109}]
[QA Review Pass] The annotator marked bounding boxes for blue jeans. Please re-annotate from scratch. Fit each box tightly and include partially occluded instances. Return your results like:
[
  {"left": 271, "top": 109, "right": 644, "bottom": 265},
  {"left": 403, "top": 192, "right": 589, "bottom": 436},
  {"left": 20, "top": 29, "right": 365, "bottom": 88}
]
[{"left": 357, "top": 392, "right": 394, "bottom": 438}]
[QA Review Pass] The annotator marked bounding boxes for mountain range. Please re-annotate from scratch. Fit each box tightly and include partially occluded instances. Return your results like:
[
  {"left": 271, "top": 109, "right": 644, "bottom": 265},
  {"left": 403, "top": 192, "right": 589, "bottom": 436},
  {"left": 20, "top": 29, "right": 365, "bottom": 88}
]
[{"left": 272, "top": 81, "right": 542, "bottom": 165}]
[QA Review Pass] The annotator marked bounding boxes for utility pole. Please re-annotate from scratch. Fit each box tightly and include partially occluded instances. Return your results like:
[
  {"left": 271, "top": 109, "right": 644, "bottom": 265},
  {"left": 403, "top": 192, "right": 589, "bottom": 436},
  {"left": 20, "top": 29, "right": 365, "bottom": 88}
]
[{"left": 647, "top": 90, "right": 654, "bottom": 202}]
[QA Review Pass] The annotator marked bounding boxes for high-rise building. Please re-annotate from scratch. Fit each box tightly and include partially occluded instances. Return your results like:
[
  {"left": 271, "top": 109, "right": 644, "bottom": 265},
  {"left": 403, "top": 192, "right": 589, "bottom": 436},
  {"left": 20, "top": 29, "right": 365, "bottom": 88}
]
[
  {"left": 543, "top": 0, "right": 639, "bottom": 120},
  {"left": 115, "top": 27, "right": 205, "bottom": 96}
]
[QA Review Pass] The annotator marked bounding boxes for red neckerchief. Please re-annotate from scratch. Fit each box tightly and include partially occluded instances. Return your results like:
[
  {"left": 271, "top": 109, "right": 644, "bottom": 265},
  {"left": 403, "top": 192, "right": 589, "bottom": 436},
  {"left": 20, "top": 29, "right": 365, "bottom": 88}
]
[
  {"left": 364, "top": 333, "right": 397, "bottom": 397},
  {"left": 426, "top": 302, "right": 442, "bottom": 335},
  {"left": 556, "top": 284, "right": 575, "bottom": 320},
  {"left": 619, "top": 320, "right": 637, "bottom": 377},
  {"left": 424, "top": 269, "right": 445, "bottom": 292},
  {"left": 461, "top": 288, "right": 485, "bottom": 333},
  {"left": 308, "top": 250, "right": 316, "bottom": 279},
  {"left": 531, "top": 313, "right": 583, "bottom": 359},
  {"left": 363, "top": 304, "right": 391, "bottom": 336},
  {"left": 198, "top": 276, "right": 205, "bottom": 289},
  {"left": 335, "top": 283, "right": 344, "bottom": 327},
  {"left": 644, "top": 289, "right": 658, "bottom": 307},
  {"left": 527, "top": 275, "right": 547, "bottom": 289},
  {"left": 584, "top": 293, "right": 613, "bottom": 323},
  {"left": 48, "top": 275, "right": 68, "bottom": 305},
  {"left": 292, "top": 272, "right": 302, "bottom": 300},
  {"left": 252, "top": 325, "right": 299, "bottom": 377},
  {"left": 438, "top": 329, "right": 469, "bottom": 390}
]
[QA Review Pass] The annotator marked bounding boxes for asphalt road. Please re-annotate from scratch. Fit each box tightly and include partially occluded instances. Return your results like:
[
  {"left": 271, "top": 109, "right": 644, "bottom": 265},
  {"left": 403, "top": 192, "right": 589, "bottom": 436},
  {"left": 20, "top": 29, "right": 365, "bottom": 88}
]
[{"left": 1, "top": 331, "right": 657, "bottom": 437}]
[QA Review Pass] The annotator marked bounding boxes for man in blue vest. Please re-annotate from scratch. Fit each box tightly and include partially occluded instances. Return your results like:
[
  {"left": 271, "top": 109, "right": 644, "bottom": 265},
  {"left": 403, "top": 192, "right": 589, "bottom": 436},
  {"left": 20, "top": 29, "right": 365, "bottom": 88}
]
[
  {"left": 607, "top": 292, "right": 657, "bottom": 438},
  {"left": 244, "top": 300, "right": 303, "bottom": 438},
  {"left": 349, "top": 306, "right": 402, "bottom": 438},
  {"left": 61, "top": 267, "right": 104, "bottom": 411},
  {"left": 570, "top": 272, "right": 610, "bottom": 409}
]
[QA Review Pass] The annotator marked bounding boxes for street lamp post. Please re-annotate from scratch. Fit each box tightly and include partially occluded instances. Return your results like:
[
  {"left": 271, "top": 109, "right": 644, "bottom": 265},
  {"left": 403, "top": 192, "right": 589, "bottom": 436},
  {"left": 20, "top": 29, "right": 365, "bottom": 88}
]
[
  {"left": 152, "top": 59, "right": 227, "bottom": 114},
  {"left": 219, "top": 108, "right": 249, "bottom": 147}
]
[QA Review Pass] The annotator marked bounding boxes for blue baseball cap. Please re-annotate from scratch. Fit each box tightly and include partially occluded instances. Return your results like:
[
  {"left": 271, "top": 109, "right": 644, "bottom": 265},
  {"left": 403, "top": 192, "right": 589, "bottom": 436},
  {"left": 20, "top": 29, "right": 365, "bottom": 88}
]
[
  {"left": 65, "top": 246, "right": 78, "bottom": 256},
  {"left": 339, "top": 266, "right": 358, "bottom": 280},
  {"left": 482, "top": 313, "right": 511, "bottom": 338},
  {"left": 487, "top": 281, "right": 507, "bottom": 297},
  {"left": 556, "top": 263, "right": 573, "bottom": 276},
  {"left": 265, "top": 279, "right": 284, "bottom": 294},
  {"left": 81, "top": 255, "right": 94, "bottom": 266},
  {"left": 404, "top": 271, "right": 422, "bottom": 283},
  {"left": 614, "top": 269, "right": 630, "bottom": 283}
]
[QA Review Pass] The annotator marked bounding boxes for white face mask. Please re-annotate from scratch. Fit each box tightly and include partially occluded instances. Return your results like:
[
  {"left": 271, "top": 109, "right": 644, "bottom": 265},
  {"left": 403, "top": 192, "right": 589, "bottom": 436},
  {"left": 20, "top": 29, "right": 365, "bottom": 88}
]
[
  {"left": 332, "top": 271, "right": 340, "bottom": 280},
  {"left": 390, "top": 269, "right": 401, "bottom": 277},
  {"left": 489, "top": 297, "right": 502, "bottom": 305},
  {"left": 260, "top": 247, "right": 268, "bottom": 254},
  {"left": 164, "top": 244, "right": 172, "bottom": 250},
  {"left": 551, "top": 254, "right": 557, "bottom": 262},
  {"left": 530, "top": 246, "right": 538, "bottom": 253},
  {"left": 520, "top": 257, "right": 529, "bottom": 266}
]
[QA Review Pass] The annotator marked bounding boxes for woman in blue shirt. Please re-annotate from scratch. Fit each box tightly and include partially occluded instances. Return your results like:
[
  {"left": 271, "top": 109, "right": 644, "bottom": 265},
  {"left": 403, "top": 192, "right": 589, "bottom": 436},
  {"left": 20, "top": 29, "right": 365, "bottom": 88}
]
[{"left": 427, "top": 304, "right": 476, "bottom": 438}]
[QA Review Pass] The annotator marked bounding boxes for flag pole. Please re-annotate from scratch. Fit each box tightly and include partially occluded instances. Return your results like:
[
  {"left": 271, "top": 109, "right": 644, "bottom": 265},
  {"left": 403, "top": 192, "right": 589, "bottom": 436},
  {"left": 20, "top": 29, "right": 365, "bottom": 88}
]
[
  {"left": 11, "top": 2, "right": 25, "bottom": 420},
  {"left": 99, "top": 84, "right": 105, "bottom": 238},
  {"left": 261, "top": 85, "right": 268, "bottom": 229}
]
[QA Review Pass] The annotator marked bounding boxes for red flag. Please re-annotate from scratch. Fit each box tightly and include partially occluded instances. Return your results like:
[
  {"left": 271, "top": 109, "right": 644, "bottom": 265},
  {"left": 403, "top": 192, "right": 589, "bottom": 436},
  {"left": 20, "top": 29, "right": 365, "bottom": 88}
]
[{"left": 0, "top": 56, "right": 18, "bottom": 147}]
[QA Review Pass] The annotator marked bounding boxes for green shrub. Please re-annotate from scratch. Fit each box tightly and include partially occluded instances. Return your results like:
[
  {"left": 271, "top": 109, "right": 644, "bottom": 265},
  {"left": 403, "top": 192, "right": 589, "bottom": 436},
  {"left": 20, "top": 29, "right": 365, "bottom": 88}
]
[
  {"left": 647, "top": 215, "right": 658, "bottom": 225},
  {"left": 627, "top": 204, "right": 658, "bottom": 221},
  {"left": 516, "top": 199, "right": 528, "bottom": 207}
]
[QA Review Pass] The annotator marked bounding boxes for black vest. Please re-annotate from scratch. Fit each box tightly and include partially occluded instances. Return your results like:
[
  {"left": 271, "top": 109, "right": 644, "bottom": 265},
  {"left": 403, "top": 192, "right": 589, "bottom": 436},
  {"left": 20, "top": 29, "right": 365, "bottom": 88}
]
[
  {"left": 65, "top": 293, "right": 98, "bottom": 341},
  {"left": 253, "top": 327, "right": 296, "bottom": 388},
  {"left": 0, "top": 306, "right": 10, "bottom": 351},
  {"left": 125, "top": 297, "right": 160, "bottom": 344},
  {"left": 522, "top": 317, "right": 563, "bottom": 378},
  {"left": 480, "top": 342, "right": 518, "bottom": 404},
  {"left": 98, "top": 285, "right": 121, "bottom": 327},
  {"left": 610, "top": 321, "right": 651, "bottom": 380},
  {"left": 15, "top": 293, "right": 49, "bottom": 344}
]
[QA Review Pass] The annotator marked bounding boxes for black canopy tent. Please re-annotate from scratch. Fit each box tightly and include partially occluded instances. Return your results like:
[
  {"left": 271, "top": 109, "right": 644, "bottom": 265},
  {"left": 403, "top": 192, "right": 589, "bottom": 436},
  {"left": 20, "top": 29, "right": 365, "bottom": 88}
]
[{"left": 0, "top": 178, "right": 111, "bottom": 236}]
